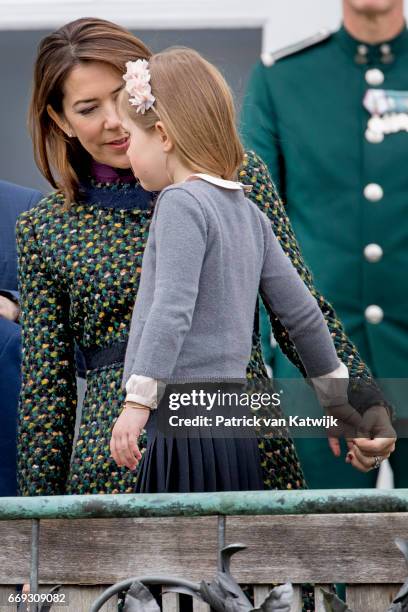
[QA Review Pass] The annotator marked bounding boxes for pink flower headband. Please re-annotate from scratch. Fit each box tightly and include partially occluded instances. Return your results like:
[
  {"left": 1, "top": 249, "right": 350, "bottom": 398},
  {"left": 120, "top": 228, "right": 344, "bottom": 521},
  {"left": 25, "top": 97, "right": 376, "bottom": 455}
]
[{"left": 123, "top": 59, "right": 156, "bottom": 115}]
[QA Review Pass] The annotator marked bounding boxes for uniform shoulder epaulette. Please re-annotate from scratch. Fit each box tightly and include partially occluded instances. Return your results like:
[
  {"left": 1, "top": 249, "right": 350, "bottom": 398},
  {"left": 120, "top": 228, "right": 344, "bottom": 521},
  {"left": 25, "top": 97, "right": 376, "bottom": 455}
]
[{"left": 261, "top": 29, "right": 332, "bottom": 67}]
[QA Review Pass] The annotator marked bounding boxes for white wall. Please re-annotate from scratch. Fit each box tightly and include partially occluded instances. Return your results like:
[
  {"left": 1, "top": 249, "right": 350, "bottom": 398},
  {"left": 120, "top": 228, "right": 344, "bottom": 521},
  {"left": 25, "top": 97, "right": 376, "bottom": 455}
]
[
  {"left": 2, "top": 1, "right": 408, "bottom": 51},
  {"left": 263, "top": 1, "right": 342, "bottom": 52},
  {"left": 0, "top": 1, "right": 341, "bottom": 52}
]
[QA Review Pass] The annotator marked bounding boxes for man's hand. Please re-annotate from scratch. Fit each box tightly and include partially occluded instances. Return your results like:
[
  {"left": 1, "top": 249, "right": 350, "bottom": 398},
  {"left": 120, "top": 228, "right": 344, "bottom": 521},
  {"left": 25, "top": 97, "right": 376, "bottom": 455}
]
[
  {"left": 110, "top": 406, "right": 150, "bottom": 470},
  {"left": 0, "top": 295, "right": 19, "bottom": 322}
]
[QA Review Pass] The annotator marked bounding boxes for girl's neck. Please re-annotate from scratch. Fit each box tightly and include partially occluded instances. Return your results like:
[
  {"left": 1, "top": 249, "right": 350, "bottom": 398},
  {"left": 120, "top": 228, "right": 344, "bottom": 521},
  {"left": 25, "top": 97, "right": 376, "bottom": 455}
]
[
  {"left": 170, "top": 158, "right": 221, "bottom": 185},
  {"left": 172, "top": 167, "right": 193, "bottom": 184}
]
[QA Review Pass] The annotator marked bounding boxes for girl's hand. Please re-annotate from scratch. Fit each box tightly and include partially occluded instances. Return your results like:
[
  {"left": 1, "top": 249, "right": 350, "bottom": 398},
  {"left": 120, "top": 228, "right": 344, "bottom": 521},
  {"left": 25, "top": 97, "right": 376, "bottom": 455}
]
[
  {"left": 326, "top": 403, "right": 363, "bottom": 458},
  {"left": 110, "top": 406, "right": 150, "bottom": 470}
]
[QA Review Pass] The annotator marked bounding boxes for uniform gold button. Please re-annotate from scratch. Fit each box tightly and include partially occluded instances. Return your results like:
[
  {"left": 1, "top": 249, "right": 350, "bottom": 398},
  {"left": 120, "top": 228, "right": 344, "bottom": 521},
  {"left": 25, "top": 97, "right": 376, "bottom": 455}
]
[
  {"left": 364, "top": 183, "right": 384, "bottom": 201},
  {"left": 365, "top": 68, "right": 384, "bottom": 86},
  {"left": 365, "top": 305, "right": 384, "bottom": 324},
  {"left": 364, "top": 243, "right": 383, "bottom": 262}
]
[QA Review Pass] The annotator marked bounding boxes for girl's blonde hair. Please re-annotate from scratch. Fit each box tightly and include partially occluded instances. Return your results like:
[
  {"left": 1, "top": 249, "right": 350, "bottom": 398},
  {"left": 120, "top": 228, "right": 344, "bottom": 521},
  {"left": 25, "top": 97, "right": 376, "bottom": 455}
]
[{"left": 124, "top": 47, "right": 244, "bottom": 180}]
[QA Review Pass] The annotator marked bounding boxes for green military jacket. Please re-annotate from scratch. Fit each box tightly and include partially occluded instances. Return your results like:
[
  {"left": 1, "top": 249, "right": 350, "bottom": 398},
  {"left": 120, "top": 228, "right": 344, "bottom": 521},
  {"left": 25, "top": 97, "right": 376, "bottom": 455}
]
[{"left": 241, "top": 25, "right": 408, "bottom": 381}]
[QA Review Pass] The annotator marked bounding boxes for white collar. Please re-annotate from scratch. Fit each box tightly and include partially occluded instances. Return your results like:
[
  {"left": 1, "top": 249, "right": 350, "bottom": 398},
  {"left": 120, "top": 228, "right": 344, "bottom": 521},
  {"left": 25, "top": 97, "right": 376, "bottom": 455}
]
[{"left": 186, "top": 173, "right": 252, "bottom": 193}]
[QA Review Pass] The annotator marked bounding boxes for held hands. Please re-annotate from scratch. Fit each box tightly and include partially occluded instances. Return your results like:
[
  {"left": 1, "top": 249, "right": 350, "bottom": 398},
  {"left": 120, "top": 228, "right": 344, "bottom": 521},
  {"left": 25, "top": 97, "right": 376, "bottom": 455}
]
[
  {"left": 110, "top": 405, "right": 150, "bottom": 470},
  {"left": 327, "top": 404, "right": 396, "bottom": 472},
  {"left": 345, "top": 405, "right": 396, "bottom": 472}
]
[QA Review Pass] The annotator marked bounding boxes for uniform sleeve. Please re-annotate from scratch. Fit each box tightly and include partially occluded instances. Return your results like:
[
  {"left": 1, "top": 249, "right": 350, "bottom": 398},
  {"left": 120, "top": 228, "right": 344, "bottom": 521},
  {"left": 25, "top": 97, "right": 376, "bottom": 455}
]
[
  {"left": 240, "top": 150, "right": 392, "bottom": 416},
  {"left": 240, "top": 61, "right": 285, "bottom": 194},
  {"left": 16, "top": 211, "right": 77, "bottom": 495},
  {"left": 127, "top": 188, "right": 207, "bottom": 381}
]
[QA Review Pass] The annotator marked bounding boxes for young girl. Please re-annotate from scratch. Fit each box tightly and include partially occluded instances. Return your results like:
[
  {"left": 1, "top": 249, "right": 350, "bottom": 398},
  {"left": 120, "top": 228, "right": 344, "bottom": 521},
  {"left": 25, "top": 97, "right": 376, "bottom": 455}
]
[{"left": 109, "top": 48, "right": 360, "bottom": 492}]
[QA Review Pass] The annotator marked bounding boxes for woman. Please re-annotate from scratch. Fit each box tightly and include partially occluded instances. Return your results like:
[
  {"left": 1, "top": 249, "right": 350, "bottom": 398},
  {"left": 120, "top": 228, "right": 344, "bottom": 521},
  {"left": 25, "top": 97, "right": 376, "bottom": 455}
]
[{"left": 17, "top": 17, "right": 394, "bottom": 498}]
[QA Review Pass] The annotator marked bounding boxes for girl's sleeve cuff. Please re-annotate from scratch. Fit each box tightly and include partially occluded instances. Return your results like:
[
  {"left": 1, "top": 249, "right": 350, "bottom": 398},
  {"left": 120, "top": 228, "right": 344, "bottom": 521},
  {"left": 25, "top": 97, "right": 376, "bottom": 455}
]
[{"left": 125, "top": 374, "right": 158, "bottom": 409}]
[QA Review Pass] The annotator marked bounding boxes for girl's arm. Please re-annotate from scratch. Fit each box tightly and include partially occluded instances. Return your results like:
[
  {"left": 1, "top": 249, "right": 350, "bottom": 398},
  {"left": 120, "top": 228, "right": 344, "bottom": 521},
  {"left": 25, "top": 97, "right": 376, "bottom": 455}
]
[
  {"left": 259, "top": 218, "right": 358, "bottom": 424},
  {"left": 241, "top": 149, "right": 392, "bottom": 416},
  {"left": 259, "top": 219, "right": 342, "bottom": 379},
  {"left": 16, "top": 207, "right": 77, "bottom": 495}
]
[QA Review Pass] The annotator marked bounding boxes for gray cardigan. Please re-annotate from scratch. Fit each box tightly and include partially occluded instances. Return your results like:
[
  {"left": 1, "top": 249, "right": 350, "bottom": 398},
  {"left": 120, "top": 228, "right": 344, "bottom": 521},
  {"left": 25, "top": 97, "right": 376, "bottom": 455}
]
[{"left": 122, "top": 179, "right": 340, "bottom": 384}]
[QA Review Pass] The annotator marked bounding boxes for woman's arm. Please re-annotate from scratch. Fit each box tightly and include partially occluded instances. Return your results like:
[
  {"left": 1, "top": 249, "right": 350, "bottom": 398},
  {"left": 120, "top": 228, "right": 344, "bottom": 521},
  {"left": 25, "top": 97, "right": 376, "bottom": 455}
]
[
  {"left": 240, "top": 150, "right": 391, "bottom": 416},
  {"left": 16, "top": 207, "right": 77, "bottom": 495}
]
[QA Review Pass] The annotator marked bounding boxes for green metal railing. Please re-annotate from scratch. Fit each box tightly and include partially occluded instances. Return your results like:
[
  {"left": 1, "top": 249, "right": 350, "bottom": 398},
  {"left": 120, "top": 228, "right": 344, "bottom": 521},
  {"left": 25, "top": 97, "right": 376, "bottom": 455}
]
[
  {"left": 1, "top": 488, "right": 408, "bottom": 520},
  {"left": 1, "top": 489, "right": 408, "bottom": 611}
]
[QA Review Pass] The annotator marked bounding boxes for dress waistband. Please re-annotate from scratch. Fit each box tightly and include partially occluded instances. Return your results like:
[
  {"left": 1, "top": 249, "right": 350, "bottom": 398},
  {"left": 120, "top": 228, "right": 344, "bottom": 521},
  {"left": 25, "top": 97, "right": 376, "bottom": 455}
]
[{"left": 77, "top": 341, "right": 127, "bottom": 372}]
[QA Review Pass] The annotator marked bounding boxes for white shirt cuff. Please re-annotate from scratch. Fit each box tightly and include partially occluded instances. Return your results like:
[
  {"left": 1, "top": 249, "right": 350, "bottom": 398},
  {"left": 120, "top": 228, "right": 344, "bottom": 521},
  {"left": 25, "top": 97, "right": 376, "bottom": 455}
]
[{"left": 125, "top": 374, "right": 158, "bottom": 409}]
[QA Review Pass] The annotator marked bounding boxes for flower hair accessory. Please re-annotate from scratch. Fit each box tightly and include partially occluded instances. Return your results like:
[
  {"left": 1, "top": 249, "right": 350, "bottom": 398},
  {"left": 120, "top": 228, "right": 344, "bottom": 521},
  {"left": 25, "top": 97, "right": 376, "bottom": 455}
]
[{"left": 123, "top": 59, "right": 156, "bottom": 114}]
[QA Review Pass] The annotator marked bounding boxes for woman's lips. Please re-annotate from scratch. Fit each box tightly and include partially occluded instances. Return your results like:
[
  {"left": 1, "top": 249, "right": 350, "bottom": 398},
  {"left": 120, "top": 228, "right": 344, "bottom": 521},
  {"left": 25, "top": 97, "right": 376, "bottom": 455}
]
[{"left": 105, "top": 136, "right": 129, "bottom": 151}]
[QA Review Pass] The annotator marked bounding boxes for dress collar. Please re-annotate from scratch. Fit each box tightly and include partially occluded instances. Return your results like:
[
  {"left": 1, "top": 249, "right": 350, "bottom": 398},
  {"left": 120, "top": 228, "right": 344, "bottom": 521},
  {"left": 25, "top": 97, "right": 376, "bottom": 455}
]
[
  {"left": 78, "top": 161, "right": 154, "bottom": 210},
  {"left": 186, "top": 173, "right": 252, "bottom": 193},
  {"left": 334, "top": 23, "right": 408, "bottom": 65},
  {"left": 90, "top": 160, "right": 135, "bottom": 184},
  {"left": 79, "top": 180, "right": 155, "bottom": 211}
]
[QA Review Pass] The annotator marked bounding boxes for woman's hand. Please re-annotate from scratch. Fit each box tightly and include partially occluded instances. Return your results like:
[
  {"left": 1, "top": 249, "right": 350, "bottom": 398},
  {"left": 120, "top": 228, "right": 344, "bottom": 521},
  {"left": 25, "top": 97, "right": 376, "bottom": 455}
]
[
  {"left": 329, "top": 405, "right": 396, "bottom": 472},
  {"left": 110, "top": 406, "right": 150, "bottom": 470},
  {"left": 346, "top": 405, "right": 396, "bottom": 472}
]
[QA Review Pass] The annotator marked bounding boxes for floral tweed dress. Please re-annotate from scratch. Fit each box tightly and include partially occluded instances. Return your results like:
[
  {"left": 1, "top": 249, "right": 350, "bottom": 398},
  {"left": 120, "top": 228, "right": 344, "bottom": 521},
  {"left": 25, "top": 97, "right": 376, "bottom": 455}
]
[{"left": 16, "top": 150, "right": 375, "bottom": 498}]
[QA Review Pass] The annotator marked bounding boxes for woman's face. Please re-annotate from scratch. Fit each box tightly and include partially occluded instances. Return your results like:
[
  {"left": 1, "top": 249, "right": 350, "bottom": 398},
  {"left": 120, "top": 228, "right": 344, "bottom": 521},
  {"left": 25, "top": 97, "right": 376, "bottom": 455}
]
[{"left": 58, "top": 61, "right": 131, "bottom": 169}]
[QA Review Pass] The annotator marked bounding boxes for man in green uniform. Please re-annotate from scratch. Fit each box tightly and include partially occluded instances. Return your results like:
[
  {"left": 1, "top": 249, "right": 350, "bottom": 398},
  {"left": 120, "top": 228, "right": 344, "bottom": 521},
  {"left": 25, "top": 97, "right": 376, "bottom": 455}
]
[{"left": 241, "top": 0, "right": 408, "bottom": 488}]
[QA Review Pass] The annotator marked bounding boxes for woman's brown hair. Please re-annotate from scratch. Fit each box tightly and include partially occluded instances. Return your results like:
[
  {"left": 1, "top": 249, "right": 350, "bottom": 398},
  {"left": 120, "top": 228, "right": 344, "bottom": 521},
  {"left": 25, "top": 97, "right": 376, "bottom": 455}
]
[
  {"left": 123, "top": 48, "right": 244, "bottom": 180},
  {"left": 30, "top": 17, "right": 151, "bottom": 206}
]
